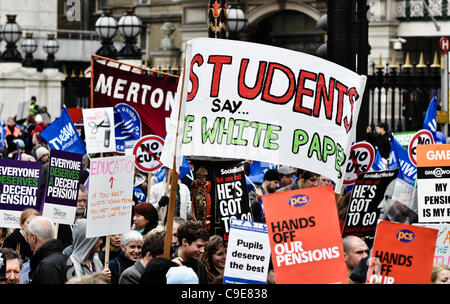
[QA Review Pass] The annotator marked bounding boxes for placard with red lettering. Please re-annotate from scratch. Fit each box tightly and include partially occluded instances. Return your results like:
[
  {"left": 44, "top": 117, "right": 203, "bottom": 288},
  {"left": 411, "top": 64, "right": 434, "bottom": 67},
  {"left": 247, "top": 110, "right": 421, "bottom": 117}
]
[
  {"left": 262, "top": 185, "right": 348, "bottom": 284},
  {"left": 366, "top": 221, "right": 438, "bottom": 284},
  {"left": 176, "top": 38, "right": 367, "bottom": 193}
]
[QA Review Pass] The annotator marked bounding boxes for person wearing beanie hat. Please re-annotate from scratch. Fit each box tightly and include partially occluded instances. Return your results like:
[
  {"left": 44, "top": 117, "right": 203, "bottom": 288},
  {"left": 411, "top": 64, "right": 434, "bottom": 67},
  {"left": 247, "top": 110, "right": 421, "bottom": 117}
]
[
  {"left": 132, "top": 203, "right": 159, "bottom": 237},
  {"left": 35, "top": 146, "right": 49, "bottom": 163},
  {"left": 249, "top": 169, "right": 280, "bottom": 223},
  {"left": 166, "top": 265, "right": 199, "bottom": 284}
]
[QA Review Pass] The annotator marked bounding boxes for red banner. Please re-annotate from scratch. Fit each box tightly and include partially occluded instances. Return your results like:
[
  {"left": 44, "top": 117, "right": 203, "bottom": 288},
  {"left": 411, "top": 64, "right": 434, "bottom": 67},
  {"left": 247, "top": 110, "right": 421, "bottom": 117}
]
[{"left": 91, "top": 55, "right": 179, "bottom": 138}]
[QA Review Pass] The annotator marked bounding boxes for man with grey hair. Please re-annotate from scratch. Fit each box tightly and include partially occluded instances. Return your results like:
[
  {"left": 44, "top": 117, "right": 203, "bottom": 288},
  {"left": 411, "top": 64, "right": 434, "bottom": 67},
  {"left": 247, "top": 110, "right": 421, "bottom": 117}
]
[
  {"left": 342, "top": 235, "right": 369, "bottom": 279},
  {"left": 27, "top": 216, "right": 69, "bottom": 284}
]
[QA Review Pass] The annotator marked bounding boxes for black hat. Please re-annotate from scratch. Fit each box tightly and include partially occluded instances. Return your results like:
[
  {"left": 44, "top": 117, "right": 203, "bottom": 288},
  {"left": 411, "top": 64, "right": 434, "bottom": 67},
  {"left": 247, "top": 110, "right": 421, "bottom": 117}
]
[{"left": 263, "top": 169, "right": 280, "bottom": 182}]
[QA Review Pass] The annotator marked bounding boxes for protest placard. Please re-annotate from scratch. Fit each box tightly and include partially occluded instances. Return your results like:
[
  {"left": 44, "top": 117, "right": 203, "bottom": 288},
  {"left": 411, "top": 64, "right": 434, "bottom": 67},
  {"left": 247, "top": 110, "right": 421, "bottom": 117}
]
[
  {"left": 408, "top": 129, "right": 434, "bottom": 166},
  {"left": 366, "top": 221, "right": 438, "bottom": 284},
  {"left": 91, "top": 55, "right": 179, "bottom": 138},
  {"left": 343, "top": 141, "right": 375, "bottom": 185},
  {"left": 0, "top": 159, "right": 42, "bottom": 228},
  {"left": 263, "top": 185, "right": 348, "bottom": 284},
  {"left": 133, "top": 135, "right": 164, "bottom": 173},
  {"left": 82, "top": 107, "right": 116, "bottom": 154},
  {"left": 170, "top": 38, "right": 366, "bottom": 193},
  {"left": 41, "top": 150, "right": 82, "bottom": 225},
  {"left": 342, "top": 169, "right": 398, "bottom": 239},
  {"left": 415, "top": 223, "right": 450, "bottom": 267},
  {"left": 223, "top": 219, "right": 271, "bottom": 284},
  {"left": 213, "top": 163, "right": 252, "bottom": 244},
  {"left": 86, "top": 155, "right": 135, "bottom": 238},
  {"left": 417, "top": 144, "right": 450, "bottom": 222}
]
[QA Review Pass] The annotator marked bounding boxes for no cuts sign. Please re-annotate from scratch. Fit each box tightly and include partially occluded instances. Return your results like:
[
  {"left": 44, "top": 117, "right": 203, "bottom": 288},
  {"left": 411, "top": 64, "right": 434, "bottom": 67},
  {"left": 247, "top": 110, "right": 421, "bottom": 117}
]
[{"left": 133, "top": 135, "right": 165, "bottom": 173}]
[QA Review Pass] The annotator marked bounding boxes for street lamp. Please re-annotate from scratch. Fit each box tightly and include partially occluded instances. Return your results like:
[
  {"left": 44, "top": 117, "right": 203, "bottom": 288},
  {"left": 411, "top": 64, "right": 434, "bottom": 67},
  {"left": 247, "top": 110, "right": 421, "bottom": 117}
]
[
  {"left": 117, "top": 7, "right": 142, "bottom": 59},
  {"left": 95, "top": 8, "right": 118, "bottom": 59},
  {"left": 0, "top": 15, "right": 22, "bottom": 62},
  {"left": 227, "top": 2, "right": 247, "bottom": 40},
  {"left": 43, "top": 34, "right": 59, "bottom": 69},
  {"left": 21, "top": 32, "right": 38, "bottom": 67}
]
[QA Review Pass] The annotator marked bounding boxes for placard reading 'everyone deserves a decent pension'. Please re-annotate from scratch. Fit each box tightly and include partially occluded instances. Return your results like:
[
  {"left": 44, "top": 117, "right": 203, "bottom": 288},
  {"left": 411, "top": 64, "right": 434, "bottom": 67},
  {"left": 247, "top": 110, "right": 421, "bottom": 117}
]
[{"left": 263, "top": 185, "right": 348, "bottom": 284}]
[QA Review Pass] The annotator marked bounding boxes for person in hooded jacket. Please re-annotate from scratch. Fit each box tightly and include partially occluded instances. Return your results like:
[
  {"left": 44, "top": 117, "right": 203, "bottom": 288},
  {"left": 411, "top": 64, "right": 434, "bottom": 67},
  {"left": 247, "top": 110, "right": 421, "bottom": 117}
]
[{"left": 67, "top": 219, "right": 111, "bottom": 281}]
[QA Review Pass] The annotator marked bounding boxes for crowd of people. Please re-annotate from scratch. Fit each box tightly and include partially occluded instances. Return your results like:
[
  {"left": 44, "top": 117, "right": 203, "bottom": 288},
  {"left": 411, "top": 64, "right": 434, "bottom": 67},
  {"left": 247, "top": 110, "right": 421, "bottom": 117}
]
[{"left": 0, "top": 99, "right": 449, "bottom": 285}]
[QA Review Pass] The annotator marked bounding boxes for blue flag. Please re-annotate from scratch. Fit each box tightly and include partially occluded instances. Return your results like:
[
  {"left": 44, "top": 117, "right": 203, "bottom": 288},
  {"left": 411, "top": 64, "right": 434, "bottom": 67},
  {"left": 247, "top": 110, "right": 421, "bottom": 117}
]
[
  {"left": 156, "top": 155, "right": 191, "bottom": 183},
  {"left": 0, "top": 127, "right": 6, "bottom": 149},
  {"left": 370, "top": 148, "right": 387, "bottom": 172},
  {"left": 423, "top": 93, "right": 437, "bottom": 142},
  {"left": 388, "top": 137, "right": 416, "bottom": 186},
  {"left": 40, "top": 108, "right": 87, "bottom": 154},
  {"left": 246, "top": 161, "right": 276, "bottom": 188}
]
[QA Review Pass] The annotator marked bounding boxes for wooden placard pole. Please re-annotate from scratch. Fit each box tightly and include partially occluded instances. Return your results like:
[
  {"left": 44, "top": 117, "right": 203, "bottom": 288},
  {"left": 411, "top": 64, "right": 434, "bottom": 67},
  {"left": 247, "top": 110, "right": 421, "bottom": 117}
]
[
  {"left": 104, "top": 235, "right": 111, "bottom": 268},
  {"left": 163, "top": 60, "right": 186, "bottom": 259}
]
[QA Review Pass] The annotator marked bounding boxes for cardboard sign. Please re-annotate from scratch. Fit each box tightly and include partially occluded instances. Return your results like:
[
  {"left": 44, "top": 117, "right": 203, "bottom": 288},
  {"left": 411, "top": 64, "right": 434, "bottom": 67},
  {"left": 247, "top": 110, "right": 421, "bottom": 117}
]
[
  {"left": 0, "top": 159, "right": 42, "bottom": 228},
  {"left": 214, "top": 163, "right": 253, "bottom": 244},
  {"left": 263, "top": 185, "right": 348, "bottom": 284},
  {"left": 133, "top": 135, "right": 164, "bottom": 173},
  {"left": 342, "top": 169, "right": 398, "bottom": 239},
  {"left": 86, "top": 155, "right": 135, "bottom": 238},
  {"left": 92, "top": 56, "right": 178, "bottom": 138},
  {"left": 176, "top": 38, "right": 366, "bottom": 193},
  {"left": 415, "top": 224, "right": 450, "bottom": 267},
  {"left": 42, "top": 150, "right": 82, "bottom": 225},
  {"left": 82, "top": 107, "right": 116, "bottom": 154},
  {"left": 223, "top": 219, "right": 271, "bottom": 284},
  {"left": 366, "top": 221, "right": 438, "bottom": 284},
  {"left": 343, "top": 141, "right": 375, "bottom": 185},
  {"left": 417, "top": 144, "right": 450, "bottom": 222}
]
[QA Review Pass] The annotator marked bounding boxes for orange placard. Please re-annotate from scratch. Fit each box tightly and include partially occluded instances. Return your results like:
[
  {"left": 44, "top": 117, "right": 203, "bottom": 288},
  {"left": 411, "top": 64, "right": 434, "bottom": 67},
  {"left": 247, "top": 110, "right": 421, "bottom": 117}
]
[
  {"left": 262, "top": 185, "right": 348, "bottom": 284},
  {"left": 416, "top": 144, "right": 450, "bottom": 167},
  {"left": 366, "top": 221, "right": 438, "bottom": 284}
]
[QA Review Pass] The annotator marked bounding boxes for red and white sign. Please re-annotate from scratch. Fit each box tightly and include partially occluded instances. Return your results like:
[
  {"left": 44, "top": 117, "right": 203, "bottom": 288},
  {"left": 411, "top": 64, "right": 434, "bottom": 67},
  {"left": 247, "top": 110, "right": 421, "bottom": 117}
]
[
  {"left": 343, "top": 141, "right": 375, "bottom": 185},
  {"left": 440, "top": 37, "right": 449, "bottom": 54},
  {"left": 133, "top": 135, "right": 165, "bottom": 173},
  {"left": 408, "top": 129, "right": 434, "bottom": 166}
]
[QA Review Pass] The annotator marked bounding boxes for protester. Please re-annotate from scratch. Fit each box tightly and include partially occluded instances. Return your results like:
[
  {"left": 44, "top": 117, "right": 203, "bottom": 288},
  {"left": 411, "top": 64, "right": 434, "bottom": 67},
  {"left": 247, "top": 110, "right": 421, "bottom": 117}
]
[
  {"left": 171, "top": 221, "right": 209, "bottom": 284},
  {"left": 149, "top": 167, "right": 191, "bottom": 221},
  {"left": 249, "top": 169, "right": 280, "bottom": 223},
  {"left": 119, "top": 229, "right": 164, "bottom": 284},
  {"left": 109, "top": 231, "right": 143, "bottom": 284},
  {"left": 76, "top": 184, "right": 88, "bottom": 220},
  {"left": 0, "top": 248, "right": 22, "bottom": 284},
  {"left": 166, "top": 265, "right": 199, "bottom": 284},
  {"left": 132, "top": 203, "right": 159, "bottom": 238},
  {"left": 342, "top": 236, "right": 369, "bottom": 280},
  {"left": 169, "top": 217, "right": 186, "bottom": 257},
  {"left": 4, "top": 116, "right": 21, "bottom": 139},
  {"left": 200, "top": 235, "right": 226, "bottom": 283},
  {"left": 431, "top": 263, "right": 450, "bottom": 284},
  {"left": 277, "top": 165, "right": 295, "bottom": 188},
  {"left": 2, "top": 208, "right": 40, "bottom": 263},
  {"left": 27, "top": 216, "right": 69, "bottom": 284},
  {"left": 0, "top": 227, "right": 10, "bottom": 247},
  {"left": 366, "top": 122, "right": 391, "bottom": 159},
  {"left": 31, "top": 114, "right": 47, "bottom": 136},
  {"left": 35, "top": 146, "right": 49, "bottom": 163},
  {"left": 39, "top": 106, "right": 52, "bottom": 125},
  {"left": 67, "top": 219, "right": 110, "bottom": 280},
  {"left": 319, "top": 175, "right": 332, "bottom": 187},
  {"left": 99, "top": 234, "right": 122, "bottom": 266},
  {"left": 79, "top": 154, "right": 90, "bottom": 185},
  {"left": 277, "top": 169, "right": 320, "bottom": 192},
  {"left": 28, "top": 96, "right": 39, "bottom": 116},
  {"left": 30, "top": 132, "right": 49, "bottom": 159}
]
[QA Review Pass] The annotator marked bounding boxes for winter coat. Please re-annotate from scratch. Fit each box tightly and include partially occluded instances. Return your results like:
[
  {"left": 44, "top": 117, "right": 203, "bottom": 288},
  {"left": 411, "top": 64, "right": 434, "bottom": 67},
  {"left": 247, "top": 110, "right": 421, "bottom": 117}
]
[
  {"left": 139, "top": 257, "right": 178, "bottom": 284},
  {"left": 68, "top": 219, "right": 103, "bottom": 278},
  {"left": 2, "top": 228, "right": 33, "bottom": 262},
  {"left": 109, "top": 251, "right": 135, "bottom": 284},
  {"left": 29, "top": 239, "right": 69, "bottom": 284},
  {"left": 119, "top": 260, "right": 145, "bottom": 284}
]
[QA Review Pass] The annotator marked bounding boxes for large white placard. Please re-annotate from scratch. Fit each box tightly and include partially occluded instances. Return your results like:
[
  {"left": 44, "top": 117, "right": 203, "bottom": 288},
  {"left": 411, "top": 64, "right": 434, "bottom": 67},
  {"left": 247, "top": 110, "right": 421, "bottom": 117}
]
[
  {"left": 86, "top": 155, "right": 135, "bottom": 238},
  {"left": 166, "top": 38, "right": 367, "bottom": 192}
]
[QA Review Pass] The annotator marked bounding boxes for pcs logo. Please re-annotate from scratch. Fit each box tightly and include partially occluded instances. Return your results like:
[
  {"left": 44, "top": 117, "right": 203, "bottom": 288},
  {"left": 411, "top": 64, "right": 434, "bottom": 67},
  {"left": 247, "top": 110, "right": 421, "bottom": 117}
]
[
  {"left": 396, "top": 229, "right": 415, "bottom": 243},
  {"left": 288, "top": 194, "right": 310, "bottom": 207}
]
